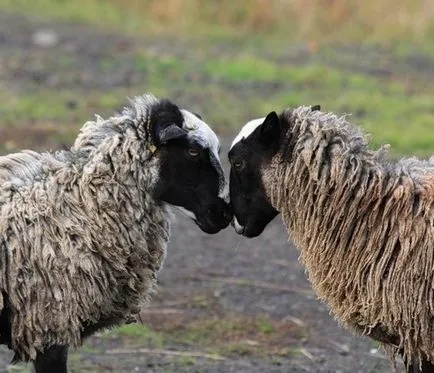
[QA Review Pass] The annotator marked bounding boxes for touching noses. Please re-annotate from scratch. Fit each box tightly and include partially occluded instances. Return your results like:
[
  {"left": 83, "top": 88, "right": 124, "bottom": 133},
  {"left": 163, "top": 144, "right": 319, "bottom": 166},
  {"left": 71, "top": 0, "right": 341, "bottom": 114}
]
[{"left": 210, "top": 198, "right": 233, "bottom": 228}]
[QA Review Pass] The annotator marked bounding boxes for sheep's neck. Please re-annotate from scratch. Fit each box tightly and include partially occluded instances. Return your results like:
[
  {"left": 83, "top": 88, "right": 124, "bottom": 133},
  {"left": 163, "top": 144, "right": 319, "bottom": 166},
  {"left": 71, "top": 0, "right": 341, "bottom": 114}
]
[
  {"left": 276, "top": 139, "right": 389, "bottom": 234},
  {"left": 69, "top": 135, "right": 168, "bottom": 256},
  {"left": 72, "top": 113, "right": 157, "bottom": 201},
  {"left": 268, "top": 127, "right": 411, "bottom": 322},
  {"left": 78, "top": 133, "right": 158, "bottom": 202}
]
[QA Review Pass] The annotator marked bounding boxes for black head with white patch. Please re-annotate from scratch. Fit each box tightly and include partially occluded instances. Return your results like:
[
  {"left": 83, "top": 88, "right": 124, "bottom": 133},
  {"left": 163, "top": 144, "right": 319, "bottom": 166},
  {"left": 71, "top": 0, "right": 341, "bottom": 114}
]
[
  {"left": 228, "top": 112, "right": 280, "bottom": 237},
  {"left": 229, "top": 105, "right": 321, "bottom": 238},
  {"left": 149, "top": 99, "right": 232, "bottom": 234}
]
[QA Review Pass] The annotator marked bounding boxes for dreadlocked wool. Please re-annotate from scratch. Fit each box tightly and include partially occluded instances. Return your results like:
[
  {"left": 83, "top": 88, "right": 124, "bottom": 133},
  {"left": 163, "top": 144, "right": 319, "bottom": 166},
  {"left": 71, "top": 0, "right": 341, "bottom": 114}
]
[
  {"left": 263, "top": 106, "right": 434, "bottom": 365},
  {"left": 0, "top": 94, "right": 170, "bottom": 361}
]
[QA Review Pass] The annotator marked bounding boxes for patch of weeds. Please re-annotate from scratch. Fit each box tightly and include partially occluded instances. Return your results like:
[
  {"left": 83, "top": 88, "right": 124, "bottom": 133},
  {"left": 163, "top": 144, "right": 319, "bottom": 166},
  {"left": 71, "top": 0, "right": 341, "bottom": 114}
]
[
  {"left": 393, "top": 42, "right": 434, "bottom": 59},
  {"left": 108, "top": 323, "right": 165, "bottom": 348},
  {"left": 77, "top": 341, "right": 97, "bottom": 354},
  {"left": 100, "top": 57, "right": 121, "bottom": 70},
  {"left": 203, "top": 55, "right": 343, "bottom": 88},
  {"left": 6, "top": 364, "right": 32, "bottom": 373},
  {"left": 263, "top": 66, "right": 433, "bottom": 158},
  {"left": 1, "top": 0, "right": 434, "bottom": 47},
  {"left": 134, "top": 52, "right": 191, "bottom": 82},
  {"left": 204, "top": 56, "right": 280, "bottom": 82},
  {"left": 258, "top": 317, "right": 275, "bottom": 335},
  {"left": 94, "top": 92, "right": 125, "bottom": 112},
  {"left": 218, "top": 341, "right": 259, "bottom": 356},
  {"left": 197, "top": 58, "right": 433, "bottom": 158},
  {"left": 57, "top": 55, "right": 76, "bottom": 68},
  {"left": 0, "top": 0, "right": 128, "bottom": 31},
  {"left": 68, "top": 360, "right": 100, "bottom": 373},
  {"left": 178, "top": 355, "right": 197, "bottom": 366},
  {"left": 0, "top": 92, "right": 71, "bottom": 125},
  {"left": 115, "top": 323, "right": 153, "bottom": 339},
  {"left": 139, "top": 313, "right": 308, "bottom": 358},
  {"left": 0, "top": 89, "right": 130, "bottom": 153},
  {"left": 0, "top": 10, "right": 430, "bottom": 160},
  {"left": 0, "top": 89, "right": 129, "bottom": 125},
  {"left": 0, "top": 93, "right": 70, "bottom": 123}
]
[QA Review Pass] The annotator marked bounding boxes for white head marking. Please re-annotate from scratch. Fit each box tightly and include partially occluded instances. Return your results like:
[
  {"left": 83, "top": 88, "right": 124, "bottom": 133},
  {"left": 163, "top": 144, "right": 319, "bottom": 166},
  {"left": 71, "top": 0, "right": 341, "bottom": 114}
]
[
  {"left": 233, "top": 217, "right": 245, "bottom": 235},
  {"left": 180, "top": 109, "right": 226, "bottom": 196},
  {"left": 184, "top": 117, "right": 199, "bottom": 131},
  {"left": 181, "top": 110, "right": 220, "bottom": 160},
  {"left": 230, "top": 117, "right": 265, "bottom": 149}
]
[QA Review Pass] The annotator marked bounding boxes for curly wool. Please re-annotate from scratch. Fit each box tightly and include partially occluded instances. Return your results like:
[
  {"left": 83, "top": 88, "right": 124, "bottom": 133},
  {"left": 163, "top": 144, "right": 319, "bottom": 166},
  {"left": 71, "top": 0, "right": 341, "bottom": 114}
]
[
  {"left": 0, "top": 94, "right": 170, "bottom": 360},
  {"left": 264, "top": 106, "right": 434, "bottom": 365}
]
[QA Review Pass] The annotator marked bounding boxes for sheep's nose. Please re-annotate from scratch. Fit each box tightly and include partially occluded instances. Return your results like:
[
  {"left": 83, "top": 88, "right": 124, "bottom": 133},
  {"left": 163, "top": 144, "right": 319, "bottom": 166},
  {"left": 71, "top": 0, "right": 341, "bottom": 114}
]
[{"left": 207, "top": 199, "right": 233, "bottom": 228}]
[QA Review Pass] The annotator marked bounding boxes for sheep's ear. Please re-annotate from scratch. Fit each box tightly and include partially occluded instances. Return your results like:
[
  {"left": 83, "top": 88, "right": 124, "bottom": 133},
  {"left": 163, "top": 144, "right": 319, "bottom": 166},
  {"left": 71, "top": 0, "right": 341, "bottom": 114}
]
[
  {"left": 311, "top": 104, "right": 321, "bottom": 111},
  {"left": 258, "top": 111, "right": 280, "bottom": 149},
  {"left": 157, "top": 124, "right": 188, "bottom": 144}
]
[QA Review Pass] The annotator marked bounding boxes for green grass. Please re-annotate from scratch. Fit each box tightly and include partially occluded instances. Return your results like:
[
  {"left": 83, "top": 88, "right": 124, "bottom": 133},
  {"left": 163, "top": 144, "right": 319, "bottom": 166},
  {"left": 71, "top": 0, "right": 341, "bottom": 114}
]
[
  {"left": 1, "top": 0, "right": 433, "bottom": 44},
  {"left": 85, "top": 314, "right": 306, "bottom": 358},
  {"left": 0, "top": 89, "right": 129, "bottom": 153},
  {"left": 258, "top": 318, "right": 275, "bottom": 335},
  {"left": 6, "top": 364, "right": 32, "bottom": 373},
  {"left": 0, "top": 0, "right": 135, "bottom": 32},
  {"left": 0, "top": 90, "right": 126, "bottom": 124},
  {"left": 107, "top": 323, "right": 166, "bottom": 348},
  {"left": 0, "top": 1, "right": 432, "bottom": 158},
  {"left": 1, "top": 50, "right": 432, "bottom": 157},
  {"left": 202, "top": 55, "right": 433, "bottom": 158}
]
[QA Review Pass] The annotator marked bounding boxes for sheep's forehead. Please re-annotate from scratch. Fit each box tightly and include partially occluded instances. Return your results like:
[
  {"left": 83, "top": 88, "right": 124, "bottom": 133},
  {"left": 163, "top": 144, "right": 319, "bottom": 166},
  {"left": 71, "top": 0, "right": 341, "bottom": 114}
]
[
  {"left": 180, "top": 109, "right": 226, "bottom": 195},
  {"left": 180, "top": 110, "right": 220, "bottom": 156},
  {"left": 230, "top": 117, "right": 265, "bottom": 149}
]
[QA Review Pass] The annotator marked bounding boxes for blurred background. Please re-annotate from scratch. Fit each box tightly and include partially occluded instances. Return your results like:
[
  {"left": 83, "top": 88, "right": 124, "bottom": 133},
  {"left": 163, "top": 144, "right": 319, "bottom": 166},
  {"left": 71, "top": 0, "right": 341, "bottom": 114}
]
[
  {"left": 0, "top": 0, "right": 433, "bottom": 156},
  {"left": 0, "top": 1, "right": 433, "bottom": 372}
]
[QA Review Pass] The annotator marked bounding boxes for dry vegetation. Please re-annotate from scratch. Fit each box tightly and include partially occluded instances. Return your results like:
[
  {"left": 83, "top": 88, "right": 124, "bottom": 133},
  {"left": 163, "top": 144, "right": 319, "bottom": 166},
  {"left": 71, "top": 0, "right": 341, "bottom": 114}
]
[
  {"left": 133, "top": 0, "right": 434, "bottom": 41},
  {"left": 0, "top": 0, "right": 433, "bottom": 157},
  {"left": 3, "top": 0, "right": 434, "bottom": 43}
]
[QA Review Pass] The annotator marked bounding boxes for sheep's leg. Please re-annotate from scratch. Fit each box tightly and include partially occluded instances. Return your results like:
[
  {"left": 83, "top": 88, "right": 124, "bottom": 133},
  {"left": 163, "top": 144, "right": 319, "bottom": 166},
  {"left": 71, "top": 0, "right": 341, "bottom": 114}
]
[{"left": 33, "top": 345, "right": 68, "bottom": 373}]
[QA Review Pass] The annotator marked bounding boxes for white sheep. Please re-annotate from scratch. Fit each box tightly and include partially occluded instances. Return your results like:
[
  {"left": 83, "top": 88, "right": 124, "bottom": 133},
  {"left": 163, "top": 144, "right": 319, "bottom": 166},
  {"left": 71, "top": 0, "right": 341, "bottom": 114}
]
[
  {"left": 228, "top": 106, "right": 434, "bottom": 372},
  {"left": 0, "top": 93, "right": 232, "bottom": 373}
]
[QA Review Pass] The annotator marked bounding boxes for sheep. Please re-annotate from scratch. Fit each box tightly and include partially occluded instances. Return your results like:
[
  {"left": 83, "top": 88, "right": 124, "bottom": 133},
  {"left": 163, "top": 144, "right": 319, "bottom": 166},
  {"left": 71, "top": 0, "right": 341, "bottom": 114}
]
[
  {"left": 228, "top": 105, "right": 434, "bottom": 372},
  {"left": 0, "top": 93, "right": 232, "bottom": 373}
]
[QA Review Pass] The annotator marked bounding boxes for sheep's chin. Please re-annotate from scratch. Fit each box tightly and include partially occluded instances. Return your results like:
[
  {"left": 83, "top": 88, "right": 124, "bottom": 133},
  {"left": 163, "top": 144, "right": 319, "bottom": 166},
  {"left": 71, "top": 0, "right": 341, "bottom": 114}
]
[
  {"left": 231, "top": 217, "right": 271, "bottom": 238},
  {"left": 172, "top": 206, "right": 196, "bottom": 220},
  {"left": 232, "top": 217, "right": 245, "bottom": 235},
  {"left": 171, "top": 205, "right": 228, "bottom": 234}
]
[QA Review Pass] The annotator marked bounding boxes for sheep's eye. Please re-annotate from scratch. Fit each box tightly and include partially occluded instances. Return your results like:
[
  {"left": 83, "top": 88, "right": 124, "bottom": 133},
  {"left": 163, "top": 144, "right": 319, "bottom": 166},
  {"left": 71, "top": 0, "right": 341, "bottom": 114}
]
[
  {"left": 233, "top": 160, "right": 245, "bottom": 171},
  {"left": 186, "top": 148, "right": 200, "bottom": 158}
]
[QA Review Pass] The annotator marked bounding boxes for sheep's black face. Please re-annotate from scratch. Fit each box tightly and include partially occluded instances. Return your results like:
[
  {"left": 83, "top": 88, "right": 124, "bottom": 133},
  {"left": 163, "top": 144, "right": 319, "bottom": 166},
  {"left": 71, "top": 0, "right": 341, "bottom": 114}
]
[
  {"left": 151, "top": 101, "right": 232, "bottom": 234},
  {"left": 228, "top": 112, "right": 281, "bottom": 238}
]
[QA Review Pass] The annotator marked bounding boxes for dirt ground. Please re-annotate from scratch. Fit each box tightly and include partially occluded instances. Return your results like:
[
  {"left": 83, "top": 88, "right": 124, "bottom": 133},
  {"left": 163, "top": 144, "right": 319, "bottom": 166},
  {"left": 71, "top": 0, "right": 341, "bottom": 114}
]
[{"left": 0, "top": 12, "right": 413, "bottom": 373}]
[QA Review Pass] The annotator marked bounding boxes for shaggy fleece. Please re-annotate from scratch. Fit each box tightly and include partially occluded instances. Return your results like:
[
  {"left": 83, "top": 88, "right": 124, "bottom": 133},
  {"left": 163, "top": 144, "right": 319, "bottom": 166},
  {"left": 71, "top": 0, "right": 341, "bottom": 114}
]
[
  {"left": 0, "top": 95, "right": 170, "bottom": 360},
  {"left": 263, "top": 106, "right": 434, "bottom": 364}
]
